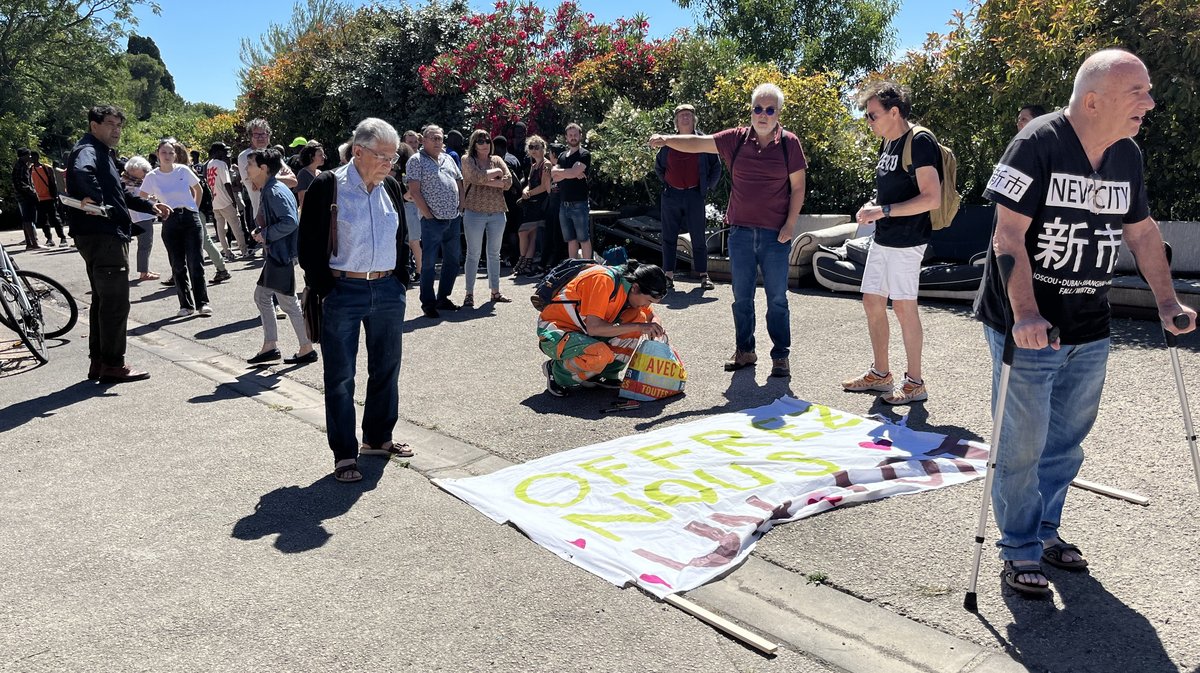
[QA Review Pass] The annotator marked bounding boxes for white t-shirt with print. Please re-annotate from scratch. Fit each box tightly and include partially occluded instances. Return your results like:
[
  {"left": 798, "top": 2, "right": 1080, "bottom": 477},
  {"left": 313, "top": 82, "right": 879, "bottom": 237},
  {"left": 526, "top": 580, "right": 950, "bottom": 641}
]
[
  {"left": 141, "top": 165, "right": 200, "bottom": 211},
  {"left": 205, "top": 159, "right": 234, "bottom": 210}
]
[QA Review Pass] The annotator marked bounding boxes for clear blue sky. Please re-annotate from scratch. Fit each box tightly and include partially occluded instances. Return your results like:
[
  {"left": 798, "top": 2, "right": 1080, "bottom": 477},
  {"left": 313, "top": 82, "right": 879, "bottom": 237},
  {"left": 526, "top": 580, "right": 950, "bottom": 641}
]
[{"left": 133, "top": 0, "right": 968, "bottom": 109}]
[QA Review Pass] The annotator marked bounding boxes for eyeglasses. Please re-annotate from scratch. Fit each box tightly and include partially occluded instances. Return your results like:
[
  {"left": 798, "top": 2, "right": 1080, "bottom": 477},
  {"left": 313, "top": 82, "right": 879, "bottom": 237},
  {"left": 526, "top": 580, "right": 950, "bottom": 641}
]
[
  {"left": 865, "top": 111, "right": 881, "bottom": 122},
  {"left": 358, "top": 146, "right": 400, "bottom": 165},
  {"left": 251, "top": 132, "right": 270, "bottom": 139},
  {"left": 528, "top": 144, "right": 544, "bottom": 150},
  {"left": 752, "top": 105, "right": 777, "bottom": 116},
  {"left": 646, "top": 289, "right": 666, "bottom": 300},
  {"left": 475, "top": 138, "right": 492, "bottom": 145}
]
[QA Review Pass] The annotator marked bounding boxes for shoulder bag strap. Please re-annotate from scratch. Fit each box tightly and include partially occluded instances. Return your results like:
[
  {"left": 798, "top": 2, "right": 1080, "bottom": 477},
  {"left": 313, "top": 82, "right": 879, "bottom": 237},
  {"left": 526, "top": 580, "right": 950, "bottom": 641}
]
[{"left": 328, "top": 175, "right": 338, "bottom": 258}]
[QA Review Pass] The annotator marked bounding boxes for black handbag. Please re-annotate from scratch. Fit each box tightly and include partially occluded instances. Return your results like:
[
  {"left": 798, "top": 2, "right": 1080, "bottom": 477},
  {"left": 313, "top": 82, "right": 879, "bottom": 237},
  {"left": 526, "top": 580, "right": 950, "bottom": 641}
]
[{"left": 302, "top": 180, "right": 338, "bottom": 343}]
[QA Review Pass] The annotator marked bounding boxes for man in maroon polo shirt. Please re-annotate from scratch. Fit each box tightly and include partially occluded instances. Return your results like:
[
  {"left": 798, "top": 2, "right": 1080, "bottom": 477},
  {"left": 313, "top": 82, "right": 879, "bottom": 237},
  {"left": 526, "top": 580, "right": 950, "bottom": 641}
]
[{"left": 649, "top": 83, "right": 807, "bottom": 377}]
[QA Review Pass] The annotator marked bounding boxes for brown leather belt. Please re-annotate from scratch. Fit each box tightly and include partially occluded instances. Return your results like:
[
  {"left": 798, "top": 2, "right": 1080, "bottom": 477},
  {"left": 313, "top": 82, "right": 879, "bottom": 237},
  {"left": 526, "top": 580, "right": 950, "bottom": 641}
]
[{"left": 331, "top": 269, "right": 393, "bottom": 280}]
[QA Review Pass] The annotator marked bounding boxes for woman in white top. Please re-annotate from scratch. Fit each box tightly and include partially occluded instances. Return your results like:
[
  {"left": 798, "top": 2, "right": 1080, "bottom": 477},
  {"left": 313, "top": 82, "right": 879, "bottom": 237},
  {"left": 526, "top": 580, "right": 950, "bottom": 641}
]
[{"left": 140, "top": 139, "right": 211, "bottom": 317}]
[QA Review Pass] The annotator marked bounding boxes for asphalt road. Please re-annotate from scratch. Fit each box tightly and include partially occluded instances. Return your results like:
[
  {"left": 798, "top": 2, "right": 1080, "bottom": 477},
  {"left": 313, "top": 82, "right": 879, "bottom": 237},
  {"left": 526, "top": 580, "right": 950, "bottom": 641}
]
[{"left": 3, "top": 230, "right": 1198, "bottom": 672}]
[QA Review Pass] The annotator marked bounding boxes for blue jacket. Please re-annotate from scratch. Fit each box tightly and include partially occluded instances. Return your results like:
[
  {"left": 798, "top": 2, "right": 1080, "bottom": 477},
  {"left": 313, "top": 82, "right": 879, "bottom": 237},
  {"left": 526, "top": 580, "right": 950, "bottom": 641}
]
[
  {"left": 258, "top": 176, "right": 300, "bottom": 265},
  {"left": 654, "top": 131, "right": 722, "bottom": 194},
  {"left": 65, "top": 133, "right": 158, "bottom": 240}
]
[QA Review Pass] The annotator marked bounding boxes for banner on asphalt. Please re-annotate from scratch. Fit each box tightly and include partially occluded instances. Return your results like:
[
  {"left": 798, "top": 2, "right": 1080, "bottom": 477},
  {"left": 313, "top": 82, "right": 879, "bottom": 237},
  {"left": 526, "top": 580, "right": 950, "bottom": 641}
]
[{"left": 434, "top": 397, "right": 987, "bottom": 597}]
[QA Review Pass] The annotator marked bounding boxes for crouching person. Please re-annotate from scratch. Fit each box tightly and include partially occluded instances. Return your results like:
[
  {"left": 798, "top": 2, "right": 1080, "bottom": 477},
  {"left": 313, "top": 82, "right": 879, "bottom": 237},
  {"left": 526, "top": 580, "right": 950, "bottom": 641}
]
[{"left": 537, "top": 261, "right": 668, "bottom": 397}]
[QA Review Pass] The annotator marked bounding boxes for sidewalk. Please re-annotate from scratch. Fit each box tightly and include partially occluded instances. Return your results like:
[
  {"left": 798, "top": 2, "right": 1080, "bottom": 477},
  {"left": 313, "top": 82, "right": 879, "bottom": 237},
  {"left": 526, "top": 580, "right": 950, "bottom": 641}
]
[{"left": 3, "top": 232, "right": 1198, "bottom": 672}]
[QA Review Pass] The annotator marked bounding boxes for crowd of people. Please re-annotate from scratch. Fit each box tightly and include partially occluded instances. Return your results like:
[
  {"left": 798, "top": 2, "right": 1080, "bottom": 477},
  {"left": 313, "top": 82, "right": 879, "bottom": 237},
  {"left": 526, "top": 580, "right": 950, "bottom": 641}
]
[{"left": 13, "top": 47, "right": 1197, "bottom": 601}]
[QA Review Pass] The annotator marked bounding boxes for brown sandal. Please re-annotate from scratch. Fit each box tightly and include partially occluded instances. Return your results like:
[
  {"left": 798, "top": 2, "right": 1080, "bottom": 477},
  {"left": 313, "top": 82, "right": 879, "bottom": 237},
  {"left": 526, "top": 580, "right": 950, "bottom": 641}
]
[{"left": 491, "top": 292, "right": 512, "bottom": 303}]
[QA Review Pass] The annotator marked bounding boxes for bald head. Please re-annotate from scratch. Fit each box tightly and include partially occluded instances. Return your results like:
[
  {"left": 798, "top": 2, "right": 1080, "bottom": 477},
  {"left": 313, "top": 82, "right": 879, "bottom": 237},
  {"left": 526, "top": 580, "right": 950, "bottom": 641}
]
[{"left": 1070, "top": 49, "right": 1147, "bottom": 108}]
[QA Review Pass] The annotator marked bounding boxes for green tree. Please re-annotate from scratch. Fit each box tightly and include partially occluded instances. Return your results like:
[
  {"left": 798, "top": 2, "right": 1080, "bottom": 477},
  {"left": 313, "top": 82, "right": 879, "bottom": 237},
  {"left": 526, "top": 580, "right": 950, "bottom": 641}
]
[
  {"left": 674, "top": 0, "right": 899, "bottom": 80},
  {"left": 0, "top": 0, "right": 158, "bottom": 201},
  {"left": 238, "top": 0, "right": 350, "bottom": 76}
]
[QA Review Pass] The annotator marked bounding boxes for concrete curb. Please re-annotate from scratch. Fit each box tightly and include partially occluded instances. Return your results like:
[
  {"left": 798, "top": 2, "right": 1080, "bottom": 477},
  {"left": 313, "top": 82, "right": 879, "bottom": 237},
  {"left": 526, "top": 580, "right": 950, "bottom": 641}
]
[{"left": 117, "top": 312, "right": 1024, "bottom": 673}]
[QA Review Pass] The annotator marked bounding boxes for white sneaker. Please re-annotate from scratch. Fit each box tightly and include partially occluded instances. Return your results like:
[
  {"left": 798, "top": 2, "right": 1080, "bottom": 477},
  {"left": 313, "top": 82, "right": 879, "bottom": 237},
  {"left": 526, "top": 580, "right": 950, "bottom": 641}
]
[
  {"left": 198, "top": 304, "right": 213, "bottom": 317},
  {"left": 176, "top": 307, "right": 195, "bottom": 317}
]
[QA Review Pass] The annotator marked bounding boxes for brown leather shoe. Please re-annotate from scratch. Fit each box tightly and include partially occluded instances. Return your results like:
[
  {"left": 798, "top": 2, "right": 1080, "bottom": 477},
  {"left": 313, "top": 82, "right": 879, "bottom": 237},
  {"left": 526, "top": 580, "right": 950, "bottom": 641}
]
[
  {"left": 88, "top": 359, "right": 101, "bottom": 380},
  {"left": 97, "top": 365, "right": 151, "bottom": 384},
  {"left": 770, "top": 358, "right": 790, "bottom": 377},
  {"left": 724, "top": 350, "right": 757, "bottom": 371}
]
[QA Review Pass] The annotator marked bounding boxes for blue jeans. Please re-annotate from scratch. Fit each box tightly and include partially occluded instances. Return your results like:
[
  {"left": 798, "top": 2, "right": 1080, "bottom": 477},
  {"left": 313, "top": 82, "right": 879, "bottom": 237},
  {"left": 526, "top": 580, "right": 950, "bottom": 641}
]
[
  {"left": 463, "top": 209, "right": 506, "bottom": 296},
  {"left": 322, "top": 276, "right": 407, "bottom": 462},
  {"left": 984, "top": 326, "right": 1109, "bottom": 562},
  {"left": 419, "top": 215, "right": 462, "bottom": 309},
  {"left": 728, "top": 225, "right": 791, "bottom": 360},
  {"left": 660, "top": 187, "right": 706, "bottom": 274},
  {"left": 559, "top": 200, "right": 590, "bottom": 243}
]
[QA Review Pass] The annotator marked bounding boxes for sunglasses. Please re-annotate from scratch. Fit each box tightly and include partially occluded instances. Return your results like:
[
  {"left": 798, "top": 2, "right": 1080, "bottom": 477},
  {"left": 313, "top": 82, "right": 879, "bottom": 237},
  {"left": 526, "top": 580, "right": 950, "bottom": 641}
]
[
  {"left": 752, "top": 105, "right": 777, "bottom": 116},
  {"left": 865, "top": 111, "right": 884, "bottom": 122},
  {"left": 475, "top": 138, "right": 492, "bottom": 145}
]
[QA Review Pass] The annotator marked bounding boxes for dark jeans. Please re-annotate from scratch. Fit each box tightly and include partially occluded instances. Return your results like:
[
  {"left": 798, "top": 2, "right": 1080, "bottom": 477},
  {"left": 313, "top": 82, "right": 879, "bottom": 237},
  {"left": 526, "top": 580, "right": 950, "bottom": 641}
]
[
  {"left": 74, "top": 234, "right": 131, "bottom": 367},
  {"left": 35, "top": 200, "right": 66, "bottom": 241},
  {"left": 161, "top": 209, "right": 209, "bottom": 309},
  {"left": 729, "top": 225, "right": 791, "bottom": 360},
  {"left": 322, "top": 276, "right": 407, "bottom": 462},
  {"left": 17, "top": 195, "right": 38, "bottom": 247},
  {"left": 660, "top": 187, "right": 706, "bottom": 274},
  {"left": 419, "top": 215, "right": 462, "bottom": 309}
]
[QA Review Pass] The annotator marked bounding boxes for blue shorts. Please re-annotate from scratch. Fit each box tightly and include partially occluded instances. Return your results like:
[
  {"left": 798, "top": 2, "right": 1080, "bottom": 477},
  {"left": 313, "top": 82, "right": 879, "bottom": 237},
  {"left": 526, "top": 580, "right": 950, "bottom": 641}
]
[{"left": 559, "top": 200, "right": 590, "bottom": 243}]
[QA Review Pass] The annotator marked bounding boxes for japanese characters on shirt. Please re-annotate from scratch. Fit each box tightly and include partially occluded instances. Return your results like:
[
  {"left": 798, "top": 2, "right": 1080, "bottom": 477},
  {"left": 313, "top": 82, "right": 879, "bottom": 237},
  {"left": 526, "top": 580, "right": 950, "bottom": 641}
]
[
  {"left": 976, "top": 111, "right": 1150, "bottom": 344},
  {"left": 205, "top": 159, "right": 234, "bottom": 210}
]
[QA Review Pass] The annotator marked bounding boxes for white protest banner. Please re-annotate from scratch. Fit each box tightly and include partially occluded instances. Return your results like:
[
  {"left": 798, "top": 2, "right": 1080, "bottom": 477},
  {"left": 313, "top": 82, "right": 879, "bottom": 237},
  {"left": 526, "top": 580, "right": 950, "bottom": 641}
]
[{"left": 434, "top": 397, "right": 987, "bottom": 597}]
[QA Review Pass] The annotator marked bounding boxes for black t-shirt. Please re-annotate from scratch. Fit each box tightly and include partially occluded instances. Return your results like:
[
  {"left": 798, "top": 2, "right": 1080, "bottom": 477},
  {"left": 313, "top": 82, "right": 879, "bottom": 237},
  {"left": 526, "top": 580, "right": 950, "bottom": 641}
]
[
  {"left": 874, "top": 128, "right": 941, "bottom": 248},
  {"left": 973, "top": 111, "right": 1150, "bottom": 344},
  {"left": 556, "top": 147, "right": 590, "bottom": 203}
]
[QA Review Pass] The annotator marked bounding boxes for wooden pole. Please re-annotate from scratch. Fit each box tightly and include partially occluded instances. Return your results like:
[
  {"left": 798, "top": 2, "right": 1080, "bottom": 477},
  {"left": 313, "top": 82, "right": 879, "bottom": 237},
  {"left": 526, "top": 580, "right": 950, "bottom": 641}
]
[
  {"left": 1071, "top": 477, "right": 1150, "bottom": 506},
  {"left": 664, "top": 594, "right": 779, "bottom": 655}
]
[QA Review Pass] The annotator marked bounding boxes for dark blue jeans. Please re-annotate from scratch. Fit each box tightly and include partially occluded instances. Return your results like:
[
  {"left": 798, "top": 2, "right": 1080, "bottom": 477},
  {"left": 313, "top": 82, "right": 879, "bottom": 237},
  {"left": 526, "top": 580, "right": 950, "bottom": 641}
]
[
  {"left": 728, "top": 225, "right": 791, "bottom": 360},
  {"left": 660, "top": 187, "right": 706, "bottom": 274},
  {"left": 419, "top": 215, "right": 462, "bottom": 309},
  {"left": 321, "top": 276, "right": 407, "bottom": 462}
]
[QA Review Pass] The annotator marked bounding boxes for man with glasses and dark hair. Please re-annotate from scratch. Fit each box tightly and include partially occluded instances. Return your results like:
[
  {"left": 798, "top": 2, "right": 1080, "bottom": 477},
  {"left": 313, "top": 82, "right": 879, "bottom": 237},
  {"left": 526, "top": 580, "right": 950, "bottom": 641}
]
[
  {"left": 842, "top": 80, "right": 942, "bottom": 405},
  {"left": 66, "top": 104, "right": 171, "bottom": 382},
  {"left": 405, "top": 124, "right": 465, "bottom": 319},
  {"left": 649, "top": 82, "right": 807, "bottom": 379},
  {"left": 299, "top": 117, "right": 411, "bottom": 484},
  {"left": 975, "top": 50, "right": 1194, "bottom": 597},
  {"left": 537, "top": 260, "right": 669, "bottom": 397}
]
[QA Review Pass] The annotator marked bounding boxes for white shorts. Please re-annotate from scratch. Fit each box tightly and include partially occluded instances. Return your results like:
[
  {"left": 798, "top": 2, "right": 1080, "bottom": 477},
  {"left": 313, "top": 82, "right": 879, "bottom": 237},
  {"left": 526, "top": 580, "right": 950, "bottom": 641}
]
[{"left": 860, "top": 242, "right": 926, "bottom": 301}]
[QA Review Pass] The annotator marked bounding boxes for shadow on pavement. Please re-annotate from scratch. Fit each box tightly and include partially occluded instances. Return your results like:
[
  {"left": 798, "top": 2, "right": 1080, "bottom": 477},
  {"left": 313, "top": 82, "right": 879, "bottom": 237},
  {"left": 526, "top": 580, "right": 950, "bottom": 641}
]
[
  {"left": 661, "top": 287, "right": 719, "bottom": 309},
  {"left": 187, "top": 363, "right": 317, "bottom": 404},
  {"left": 1111, "top": 316, "right": 1200, "bottom": 353},
  {"left": 980, "top": 568, "right": 1177, "bottom": 673},
  {"left": 0, "top": 380, "right": 115, "bottom": 433},
  {"left": 633, "top": 368, "right": 794, "bottom": 431},
  {"left": 230, "top": 458, "right": 388, "bottom": 553},
  {"left": 866, "top": 398, "right": 985, "bottom": 444},
  {"left": 194, "top": 317, "right": 259, "bottom": 340},
  {"left": 132, "top": 286, "right": 178, "bottom": 304}
]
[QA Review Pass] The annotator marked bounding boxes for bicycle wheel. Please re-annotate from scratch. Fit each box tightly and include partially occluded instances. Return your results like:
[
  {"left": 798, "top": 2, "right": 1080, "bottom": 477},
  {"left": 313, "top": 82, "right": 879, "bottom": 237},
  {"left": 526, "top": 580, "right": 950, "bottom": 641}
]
[
  {"left": 18, "top": 270, "right": 78, "bottom": 337},
  {"left": 0, "top": 278, "right": 48, "bottom": 364}
]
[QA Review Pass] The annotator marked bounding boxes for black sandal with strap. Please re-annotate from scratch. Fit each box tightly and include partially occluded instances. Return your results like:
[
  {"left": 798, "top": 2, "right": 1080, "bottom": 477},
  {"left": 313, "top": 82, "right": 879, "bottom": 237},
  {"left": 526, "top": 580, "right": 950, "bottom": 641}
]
[
  {"left": 1042, "top": 538, "right": 1089, "bottom": 570},
  {"left": 334, "top": 461, "right": 362, "bottom": 483},
  {"left": 1003, "top": 561, "right": 1053, "bottom": 598}
]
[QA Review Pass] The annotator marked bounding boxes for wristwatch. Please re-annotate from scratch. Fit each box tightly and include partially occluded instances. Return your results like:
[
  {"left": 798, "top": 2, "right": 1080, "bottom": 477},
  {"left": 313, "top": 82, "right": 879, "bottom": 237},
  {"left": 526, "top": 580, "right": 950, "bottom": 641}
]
[{"left": 881, "top": 204, "right": 892, "bottom": 218}]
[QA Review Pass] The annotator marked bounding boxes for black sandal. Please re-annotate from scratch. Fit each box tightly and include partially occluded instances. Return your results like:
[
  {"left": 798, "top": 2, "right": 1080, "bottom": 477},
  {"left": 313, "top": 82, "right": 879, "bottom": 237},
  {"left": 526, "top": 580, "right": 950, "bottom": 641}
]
[
  {"left": 334, "top": 461, "right": 362, "bottom": 483},
  {"left": 359, "top": 443, "right": 415, "bottom": 458},
  {"left": 1042, "top": 538, "right": 1089, "bottom": 570},
  {"left": 1003, "top": 561, "right": 1053, "bottom": 598}
]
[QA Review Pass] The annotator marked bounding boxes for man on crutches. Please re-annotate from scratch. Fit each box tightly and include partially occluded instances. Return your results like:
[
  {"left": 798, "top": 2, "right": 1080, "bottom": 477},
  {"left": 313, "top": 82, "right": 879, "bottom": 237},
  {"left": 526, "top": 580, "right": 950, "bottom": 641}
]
[{"left": 971, "top": 49, "right": 1196, "bottom": 600}]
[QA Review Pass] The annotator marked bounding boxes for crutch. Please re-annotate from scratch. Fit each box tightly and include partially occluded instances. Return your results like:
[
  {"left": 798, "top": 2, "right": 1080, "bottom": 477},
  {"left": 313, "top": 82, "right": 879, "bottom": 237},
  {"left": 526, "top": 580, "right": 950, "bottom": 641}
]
[
  {"left": 1136, "top": 243, "right": 1200, "bottom": 495},
  {"left": 964, "top": 254, "right": 1059, "bottom": 612}
]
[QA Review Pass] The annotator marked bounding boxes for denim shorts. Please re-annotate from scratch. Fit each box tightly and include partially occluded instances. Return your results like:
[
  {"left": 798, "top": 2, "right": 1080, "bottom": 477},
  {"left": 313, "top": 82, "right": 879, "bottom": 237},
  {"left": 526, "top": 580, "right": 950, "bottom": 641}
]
[{"left": 559, "top": 200, "right": 590, "bottom": 242}]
